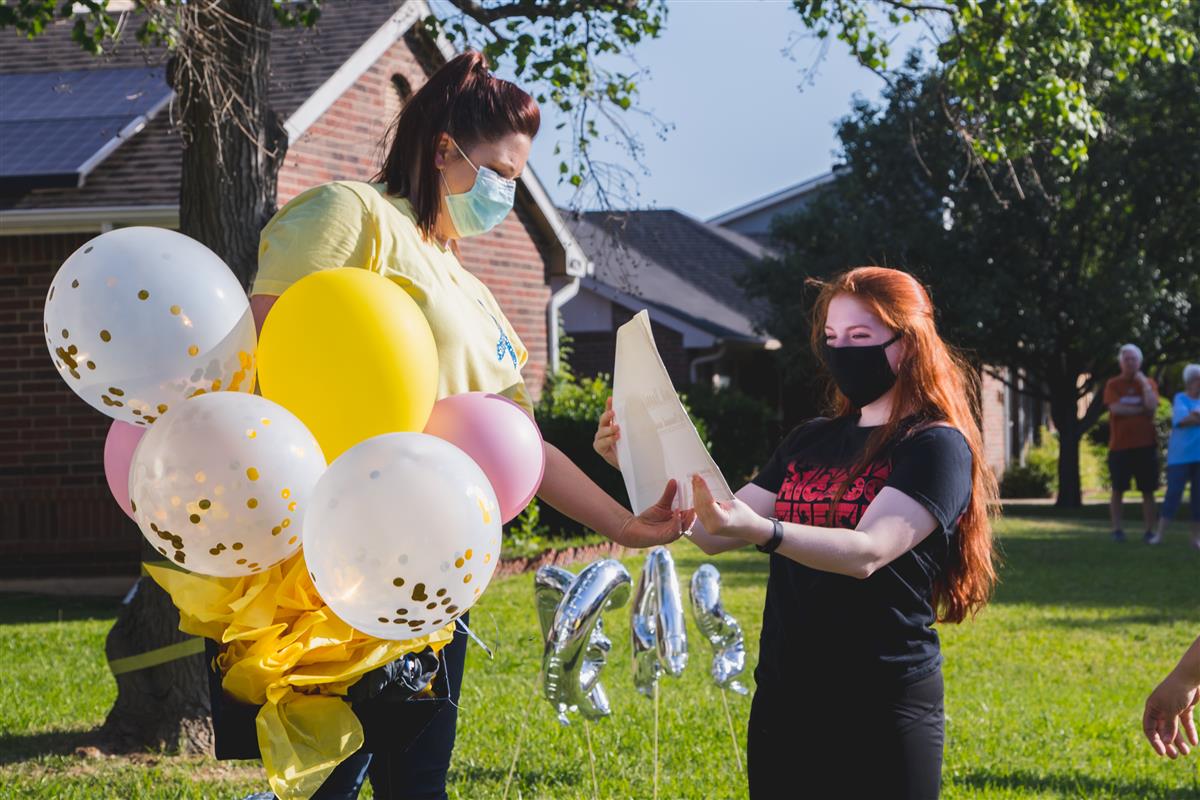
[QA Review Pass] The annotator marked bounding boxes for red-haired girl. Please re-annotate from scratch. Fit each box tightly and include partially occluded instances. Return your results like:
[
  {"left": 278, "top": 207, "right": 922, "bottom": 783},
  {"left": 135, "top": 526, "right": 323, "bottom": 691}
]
[{"left": 597, "top": 266, "right": 999, "bottom": 799}]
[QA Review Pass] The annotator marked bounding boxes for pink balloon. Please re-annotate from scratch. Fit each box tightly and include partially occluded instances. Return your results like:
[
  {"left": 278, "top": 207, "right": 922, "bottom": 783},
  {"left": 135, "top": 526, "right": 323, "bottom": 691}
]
[
  {"left": 424, "top": 393, "right": 545, "bottom": 524},
  {"left": 104, "top": 421, "right": 145, "bottom": 520}
]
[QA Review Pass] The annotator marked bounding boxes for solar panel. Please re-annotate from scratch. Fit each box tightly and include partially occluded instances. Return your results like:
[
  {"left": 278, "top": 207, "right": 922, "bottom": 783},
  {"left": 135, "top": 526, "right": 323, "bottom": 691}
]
[{"left": 0, "top": 66, "right": 172, "bottom": 192}]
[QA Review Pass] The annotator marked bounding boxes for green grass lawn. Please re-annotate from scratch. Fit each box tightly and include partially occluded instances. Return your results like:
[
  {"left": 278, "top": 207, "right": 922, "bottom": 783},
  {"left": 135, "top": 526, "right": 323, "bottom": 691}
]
[{"left": 2, "top": 509, "right": 1199, "bottom": 799}]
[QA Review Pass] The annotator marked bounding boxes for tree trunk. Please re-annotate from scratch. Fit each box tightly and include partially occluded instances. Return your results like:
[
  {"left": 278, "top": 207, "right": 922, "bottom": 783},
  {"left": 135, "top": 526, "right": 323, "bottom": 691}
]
[
  {"left": 99, "top": 543, "right": 213, "bottom": 753},
  {"left": 177, "top": 0, "right": 288, "bottom": 287},
  {"left": 100, "top": 0, "right": 287, "bottom": 754},
  {"left": 1050, "top": 387, "right": 1083, "bottom": 508}
]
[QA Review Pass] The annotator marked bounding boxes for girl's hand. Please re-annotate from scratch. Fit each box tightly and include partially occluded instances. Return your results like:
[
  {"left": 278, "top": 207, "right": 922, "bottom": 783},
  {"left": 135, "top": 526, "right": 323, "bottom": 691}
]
[
  {"left": 594, "top": 396, "right": 621, "bottom": 470},
  {"left": 615, "top": 480, "right": 695, "bottom": 548},
  {"left": 1144, "top": 671, "right": 1200, "bottom": 758},
  {"left": 691, "top": 474, "right": 772, "bottom": 544}
]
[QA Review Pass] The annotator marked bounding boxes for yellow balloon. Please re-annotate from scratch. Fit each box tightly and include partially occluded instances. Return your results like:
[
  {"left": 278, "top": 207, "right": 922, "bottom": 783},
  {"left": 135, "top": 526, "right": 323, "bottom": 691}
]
[{"left": 257, "top": 268, "right": 438, "bottom": 461}]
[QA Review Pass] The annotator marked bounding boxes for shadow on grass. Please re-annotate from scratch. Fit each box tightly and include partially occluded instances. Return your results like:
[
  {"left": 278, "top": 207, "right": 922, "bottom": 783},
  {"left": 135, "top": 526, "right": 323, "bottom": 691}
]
[
  {"left": 0, "top": 728, "right": 99, "bottom": 765},
  {"left": 990, "top": 529, "right": 1200, "bottom": 612},
  {"left": 1043, "top": 612, "right": 1196, "bottom": 630},
  {"left": 448, "top": 762, "right": 584, "bottom": 791},
  {"left": 0, "top": 594, "right": 119, "bottom": 627},
  {"left": 947, "top": 767, "right": 1200, "bottom": 799}
]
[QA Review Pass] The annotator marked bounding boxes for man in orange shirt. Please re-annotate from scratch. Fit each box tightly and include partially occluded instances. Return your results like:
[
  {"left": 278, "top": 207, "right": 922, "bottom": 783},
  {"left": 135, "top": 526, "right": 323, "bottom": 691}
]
[{"left": 1104, "top": 343, "right": 1160, "bottom": 542}]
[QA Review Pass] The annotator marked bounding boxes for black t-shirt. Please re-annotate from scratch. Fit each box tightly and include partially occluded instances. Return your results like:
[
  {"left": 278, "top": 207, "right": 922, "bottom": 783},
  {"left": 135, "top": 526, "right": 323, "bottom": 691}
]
[{"left": 750, "top": 415, "right": 973, "bottom": 691}]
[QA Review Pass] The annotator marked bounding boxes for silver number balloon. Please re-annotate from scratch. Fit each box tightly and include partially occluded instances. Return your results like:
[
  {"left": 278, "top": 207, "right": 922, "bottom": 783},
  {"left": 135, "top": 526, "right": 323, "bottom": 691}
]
[
  {"left": 538, "top": 559, "right": 631, "bottom": 724},
  {"left": 689, "top": 564, "right": 749, "bottom": 695},
  {"left": 630, "top": 546, "right": 688, "bottom": 698}
]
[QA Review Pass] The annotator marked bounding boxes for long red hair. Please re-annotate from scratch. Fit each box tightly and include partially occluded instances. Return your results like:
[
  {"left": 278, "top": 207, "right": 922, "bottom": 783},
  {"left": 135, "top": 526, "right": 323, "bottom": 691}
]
[{"left": 810, "top": 267, "right": 999, "bottom": 623}]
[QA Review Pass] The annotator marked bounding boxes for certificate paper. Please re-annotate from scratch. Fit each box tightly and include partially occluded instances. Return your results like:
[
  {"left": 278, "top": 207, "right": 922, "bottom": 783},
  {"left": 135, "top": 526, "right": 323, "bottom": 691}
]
[{"left": 613, "top": 311, "right": 734, "bottom": 514}]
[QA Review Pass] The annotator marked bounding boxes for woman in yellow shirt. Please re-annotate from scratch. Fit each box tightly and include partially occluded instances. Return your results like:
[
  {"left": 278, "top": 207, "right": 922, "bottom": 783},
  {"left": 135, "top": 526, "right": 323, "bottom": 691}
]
[{"left": 245, "top": 51, "right": 686, "bottom": 799}]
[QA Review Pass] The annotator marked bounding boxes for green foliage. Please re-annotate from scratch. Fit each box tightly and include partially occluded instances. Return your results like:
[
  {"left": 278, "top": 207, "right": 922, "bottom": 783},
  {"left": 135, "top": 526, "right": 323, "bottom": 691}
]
[
  {"left": 12, "top": 1, "right": 1191, "bottom": 206},
  {"left": 533, "top": 360, "right": 720, "bottom": 537},
  {"left": 746, "top": 47, "right": 1200, "bottom": 500},
  {"left": 999, "top": 427, "right": 1058, "bottom": 498},
  {"left": 681, "top": 382, "right": 775, "bottom": 485},
  {"left": 999, "top": 462, "right": 1054, "bottom": 499},
  {"left": 420, "top": 1, "right": 669, "bottom": 199},
  {"left": 789, "top": 0, "right": 1197, "bottom": 169},
  {"left": 0, "top": 1, "right": 322, "bottom": 54},
  {"left": 1024, "top": 428, "right": 1060, "bottom": 488}
]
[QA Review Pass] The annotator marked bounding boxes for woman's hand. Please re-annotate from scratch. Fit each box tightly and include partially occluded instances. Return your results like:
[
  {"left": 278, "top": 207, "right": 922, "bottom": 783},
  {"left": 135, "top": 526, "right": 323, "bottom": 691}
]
[
  {"left": 614, "top": 480, "right": 696, "bottom": 548},
  {"left": 691, "top": 474, "right": 772, "bottom": 545},
  {"left": 594, "top": 396, "right": 621, "bottom": 470},
  {"left": 1144, "top": 671, "right": 1200, "bottom": 758}
]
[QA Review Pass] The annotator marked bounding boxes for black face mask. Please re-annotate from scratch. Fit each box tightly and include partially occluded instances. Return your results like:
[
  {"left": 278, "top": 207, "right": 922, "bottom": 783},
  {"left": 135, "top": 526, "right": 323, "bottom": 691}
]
[{"left": 822, "top": 333, "right": 901, "bottom": 407}]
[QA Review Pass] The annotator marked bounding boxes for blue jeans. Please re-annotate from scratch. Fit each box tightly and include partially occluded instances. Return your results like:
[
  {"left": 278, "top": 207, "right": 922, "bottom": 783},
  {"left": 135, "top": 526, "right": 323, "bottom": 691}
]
[
  {"left": 1161, "top": 461, "right": 1200, "bottom": 521},
  {"left": 308, "top": 617, "right": 470, "bottom": 800}
]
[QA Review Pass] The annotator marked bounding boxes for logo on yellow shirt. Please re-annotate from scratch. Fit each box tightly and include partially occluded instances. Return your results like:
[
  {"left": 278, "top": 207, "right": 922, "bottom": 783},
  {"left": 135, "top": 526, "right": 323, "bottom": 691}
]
[{"left": 478, "top": 300, "right": 519, "bottom": 370}]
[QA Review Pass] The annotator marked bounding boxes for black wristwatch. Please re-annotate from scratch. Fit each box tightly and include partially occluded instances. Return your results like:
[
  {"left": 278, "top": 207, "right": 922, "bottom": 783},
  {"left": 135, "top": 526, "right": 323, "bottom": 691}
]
[{"left": 756, "top": 517, "right": 784, "bottom": 554}]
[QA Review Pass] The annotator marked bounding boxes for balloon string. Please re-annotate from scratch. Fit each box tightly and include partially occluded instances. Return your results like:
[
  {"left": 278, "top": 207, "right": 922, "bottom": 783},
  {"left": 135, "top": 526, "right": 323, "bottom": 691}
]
[
  {"left": 719, "top": 687, "right": 744, "bottom": 774},
  {"left": 653, "top": 680, "right": 660, "bottom": 800},
  {"left": 501, "top": 681, "right": 540, "bottom": 800},
  {"left": 583, "top": 718, "right": 599, "bottom": 800}
]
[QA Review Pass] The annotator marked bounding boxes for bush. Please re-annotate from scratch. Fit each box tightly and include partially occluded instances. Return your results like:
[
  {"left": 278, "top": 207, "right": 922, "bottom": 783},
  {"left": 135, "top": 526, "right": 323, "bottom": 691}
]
[
  {"left": 999, "top": 427, "right": 1058, "bottom": 498},
  {"left": 999, "top": 463, "right": 1055, "bottom": 499},
  {"left": 681, "top": 383, "right": 776, "bottom": 485},
  {"left": 528, "top": 366, "right": 718, "bottom": 539}
]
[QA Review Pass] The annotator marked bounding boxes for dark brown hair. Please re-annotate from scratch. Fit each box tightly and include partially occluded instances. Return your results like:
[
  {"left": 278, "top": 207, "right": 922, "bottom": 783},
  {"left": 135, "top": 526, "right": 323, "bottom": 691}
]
[
  {"left": 811, "top": 267, "right": 999, "bottom": 623},
  {"left": 375, "top": 51, "right": 540, "bottom": 240}
]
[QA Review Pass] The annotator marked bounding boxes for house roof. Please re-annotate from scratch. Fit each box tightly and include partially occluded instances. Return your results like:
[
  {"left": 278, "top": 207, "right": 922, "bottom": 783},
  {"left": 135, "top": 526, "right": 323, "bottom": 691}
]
[
  {"left": 0, "top": 0, "right": 402, "bottom": 212},
  {"left": 565, "top": 209, "right": 777, "bottom": 347},
  {"left": 707, "top": 170, "right": 840, "bottom": 227},
  {"left": 0, "top": 1, "right": 589, "bottom": 276}
]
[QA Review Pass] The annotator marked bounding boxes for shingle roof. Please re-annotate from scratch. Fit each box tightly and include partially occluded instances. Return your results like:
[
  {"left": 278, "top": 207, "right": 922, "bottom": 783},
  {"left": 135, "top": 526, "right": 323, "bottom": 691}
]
[
  {"left": 0, "top": 0, "right": 403, "bottom": 211},
  {"left": 566, "top": 209, "right": 775, "bottom": 343}
]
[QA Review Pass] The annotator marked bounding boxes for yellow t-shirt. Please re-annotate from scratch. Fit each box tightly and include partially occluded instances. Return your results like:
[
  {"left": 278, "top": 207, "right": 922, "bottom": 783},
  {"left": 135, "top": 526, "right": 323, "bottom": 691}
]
[{"left": 254, "top": 181, "right": 533, "bottom": 415}]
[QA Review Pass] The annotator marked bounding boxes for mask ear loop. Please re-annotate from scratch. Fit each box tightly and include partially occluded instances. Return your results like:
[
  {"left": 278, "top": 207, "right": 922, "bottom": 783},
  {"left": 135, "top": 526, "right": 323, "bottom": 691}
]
[{"left": 449, "top": 136, "right": 479, "bottom": 173}]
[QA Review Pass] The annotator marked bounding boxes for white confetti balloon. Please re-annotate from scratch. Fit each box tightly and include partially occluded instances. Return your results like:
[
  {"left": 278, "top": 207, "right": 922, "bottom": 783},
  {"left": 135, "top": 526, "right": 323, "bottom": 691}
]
[
  {"left": 129, "top": 391, "right": 326, "bottom": 577},
  {"left": 304, "top": 432, "right": 502, "bottom": 641},
  {"left": 43, "top": 227, "right": 257, "bottom": 426}
]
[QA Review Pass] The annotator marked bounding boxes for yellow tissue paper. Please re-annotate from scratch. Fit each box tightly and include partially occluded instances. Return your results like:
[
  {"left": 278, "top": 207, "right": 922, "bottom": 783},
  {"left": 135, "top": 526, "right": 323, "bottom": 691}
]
[{"left": 146, "top": 552, "right": 453, "bottom": 800}]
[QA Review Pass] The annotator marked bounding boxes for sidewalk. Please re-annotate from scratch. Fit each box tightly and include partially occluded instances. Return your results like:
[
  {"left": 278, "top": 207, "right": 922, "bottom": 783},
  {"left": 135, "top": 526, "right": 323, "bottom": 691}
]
[{"left": 0, "top": 575, "right": 136, "bottom": 597}]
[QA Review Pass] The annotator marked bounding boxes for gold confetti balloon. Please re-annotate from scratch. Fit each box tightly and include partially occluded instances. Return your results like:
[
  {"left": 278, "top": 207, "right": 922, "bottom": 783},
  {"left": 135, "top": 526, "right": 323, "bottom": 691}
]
[
  {"left": 128, "top": 391, "right": 326, "bottom": 577},
  {"left": 304, "top": 432, "right": 501, "bottom": 641},
  {"left": 43, "top": 227, "right": 257, "bottom": 426}
]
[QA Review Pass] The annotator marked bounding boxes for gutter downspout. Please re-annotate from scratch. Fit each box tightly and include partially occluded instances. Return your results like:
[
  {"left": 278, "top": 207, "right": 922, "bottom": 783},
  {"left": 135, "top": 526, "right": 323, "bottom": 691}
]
[
  {"left": 689, "top": 344, "right": 727, "bottom": 386},
  {"left": 548, "top": 277, "right": 582, "bottom": 376}
]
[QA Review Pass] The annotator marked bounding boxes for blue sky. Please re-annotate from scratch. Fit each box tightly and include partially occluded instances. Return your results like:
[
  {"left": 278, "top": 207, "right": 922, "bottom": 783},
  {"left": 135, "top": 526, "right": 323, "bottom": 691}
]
[{"left": 496, "top": 0, "right": 925, "bottom": 220}]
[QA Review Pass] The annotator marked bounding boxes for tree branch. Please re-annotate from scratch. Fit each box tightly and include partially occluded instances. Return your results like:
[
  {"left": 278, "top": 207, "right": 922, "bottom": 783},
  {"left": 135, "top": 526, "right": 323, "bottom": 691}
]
[
  {"left": 981, "top": 365, "right": 1051, "bottom": 402},
  {"left": 444, "top": 0, "right": 637, "bottom": 25}
]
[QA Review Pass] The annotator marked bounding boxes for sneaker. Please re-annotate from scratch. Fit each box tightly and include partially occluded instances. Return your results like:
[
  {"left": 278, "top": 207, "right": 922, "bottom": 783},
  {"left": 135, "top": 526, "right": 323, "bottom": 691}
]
[
  {"left": 1112, "top": 529, "right": 1127, "bottom": 542},
  {"left": 1144, "top": 530, "right": 1162, "bottom": 545}
]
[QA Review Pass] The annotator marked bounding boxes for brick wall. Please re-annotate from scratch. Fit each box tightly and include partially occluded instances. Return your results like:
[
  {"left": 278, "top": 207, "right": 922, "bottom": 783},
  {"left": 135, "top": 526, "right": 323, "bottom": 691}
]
[
  {"left": 1, "top": 34, "right": 557, "bottom": 575},
  {"left": 980, "top": 368, "right": 1009, "bottom": 479},
  {"left": 571, "top": 306, "right": 691, "bottom": 388},
  {"left": 0, "top": 234, "right": 142, "bottom": 575},
  {"left": 277, "top": 33, "right": 551, "bottom": 400}
]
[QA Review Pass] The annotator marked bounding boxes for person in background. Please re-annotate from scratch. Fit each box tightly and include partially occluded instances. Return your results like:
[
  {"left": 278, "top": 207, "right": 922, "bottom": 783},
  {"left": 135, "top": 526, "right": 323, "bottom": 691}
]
[
  {"left": 1144, "top": 633, "right": 1199, "bottom": 759},
  {"left": 1103, "top": 343, "right": 1160, "bottom": 543},
  {"left": 1149, "top": 363, "right": 1200, "bottom": 548}
]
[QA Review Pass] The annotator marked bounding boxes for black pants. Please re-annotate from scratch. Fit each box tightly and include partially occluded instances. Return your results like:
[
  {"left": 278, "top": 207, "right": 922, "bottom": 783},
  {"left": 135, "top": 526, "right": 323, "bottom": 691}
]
[
  {"left": 747, "top": 668, "right": 944, "bottom": 800},
  {"left": 308, "top": 618, "right": 469, "bottom": 800}
]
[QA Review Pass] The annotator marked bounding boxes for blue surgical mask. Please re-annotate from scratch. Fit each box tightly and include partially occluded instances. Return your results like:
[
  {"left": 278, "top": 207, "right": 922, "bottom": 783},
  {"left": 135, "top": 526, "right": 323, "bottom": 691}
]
[{"left": 442, "top": 138, "right": 516, "bottom": 238}]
